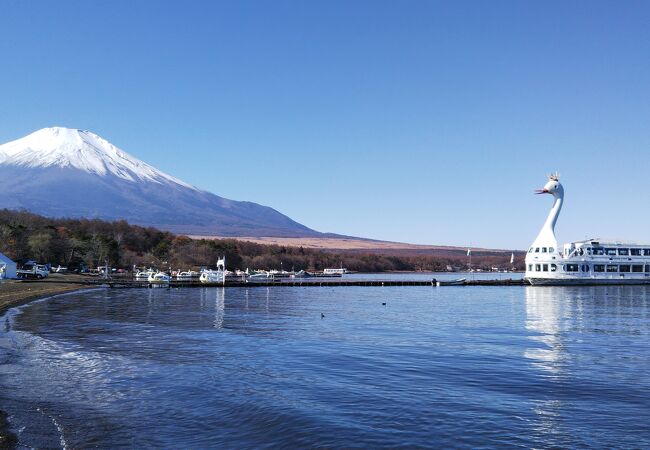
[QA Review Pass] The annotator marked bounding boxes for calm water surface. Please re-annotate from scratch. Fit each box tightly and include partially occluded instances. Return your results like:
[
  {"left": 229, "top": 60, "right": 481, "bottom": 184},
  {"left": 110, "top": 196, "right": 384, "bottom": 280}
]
[{"left": 1, "top": 280, "right": 649, "bottom": 448}]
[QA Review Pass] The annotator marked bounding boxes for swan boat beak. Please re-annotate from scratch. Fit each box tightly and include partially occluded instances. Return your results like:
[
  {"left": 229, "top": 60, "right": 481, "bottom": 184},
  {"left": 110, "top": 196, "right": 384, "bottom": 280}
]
[{"left": 534, "top": 188, "right": 549, "bottom": 194}]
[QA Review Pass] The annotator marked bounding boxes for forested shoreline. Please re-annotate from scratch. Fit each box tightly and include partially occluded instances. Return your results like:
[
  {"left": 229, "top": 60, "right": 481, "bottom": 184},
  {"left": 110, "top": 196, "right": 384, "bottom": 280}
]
[{"left": 0, "top": 209, "right": 517, "bottom": 272}]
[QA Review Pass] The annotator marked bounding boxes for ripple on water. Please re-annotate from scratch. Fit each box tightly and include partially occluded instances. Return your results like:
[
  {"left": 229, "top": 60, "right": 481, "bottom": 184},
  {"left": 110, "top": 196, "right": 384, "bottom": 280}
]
[{"left": 0, "top": 284, "right": 649, "bottom": 448}]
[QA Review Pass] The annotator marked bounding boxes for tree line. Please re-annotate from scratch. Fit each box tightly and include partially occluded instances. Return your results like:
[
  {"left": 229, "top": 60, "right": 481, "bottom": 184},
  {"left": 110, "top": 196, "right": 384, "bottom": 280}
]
[{"left": 0, "top": 209, "right": 517, "bottom": 272}]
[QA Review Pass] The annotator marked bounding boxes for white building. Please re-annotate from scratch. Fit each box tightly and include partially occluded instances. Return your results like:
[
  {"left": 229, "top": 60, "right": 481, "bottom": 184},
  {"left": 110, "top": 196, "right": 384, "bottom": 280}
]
[{"left": 0, "top": 252, "right": 17, "bottom": 279}]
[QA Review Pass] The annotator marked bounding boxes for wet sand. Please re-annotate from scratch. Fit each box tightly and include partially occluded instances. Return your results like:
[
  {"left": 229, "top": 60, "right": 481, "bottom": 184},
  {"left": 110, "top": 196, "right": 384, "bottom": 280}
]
[{"left": 0, "top": 274, "right": 93, "bottom": 448}]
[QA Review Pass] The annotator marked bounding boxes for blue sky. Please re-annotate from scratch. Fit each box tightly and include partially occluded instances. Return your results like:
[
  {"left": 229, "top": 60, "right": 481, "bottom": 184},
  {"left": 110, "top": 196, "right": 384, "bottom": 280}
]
[{"left": 1, "top": 0, "right": 649, "bottom": 248}]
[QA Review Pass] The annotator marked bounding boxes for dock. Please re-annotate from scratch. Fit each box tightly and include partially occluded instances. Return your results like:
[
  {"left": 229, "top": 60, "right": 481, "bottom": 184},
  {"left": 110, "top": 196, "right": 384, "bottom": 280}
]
[
  {"left": 103, "top": 278, "right": 529, "bottom": 288},
  {"left": 17, "top": 277, "right": 529, "bottom": 289}
]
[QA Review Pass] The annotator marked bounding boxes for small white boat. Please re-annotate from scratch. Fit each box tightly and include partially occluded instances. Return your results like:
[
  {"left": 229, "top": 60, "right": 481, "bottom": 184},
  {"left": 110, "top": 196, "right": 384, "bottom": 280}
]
[
  {"left": 135, "top": 269, "right": 156, "bottom": 281},
  {"left": 246, "top": 271, "right": 282, "bottom": 283},
  {"left": 434, "top": 278, "right": 466, "bottom": 286},
  {"left": 176, "top": 270, "right": 200, "bottom": 280},
  {"left": 200, "top": 270, "right": 225, "bottom": 283},
  {"left": 148, "top": 272, "right": 171, "bottom": 284},
  {"left": 199, "top": 257, "right": 226, "bottom": 284},
  {"left": 322, "top": 268, "right": 347, "bottom": 277}
]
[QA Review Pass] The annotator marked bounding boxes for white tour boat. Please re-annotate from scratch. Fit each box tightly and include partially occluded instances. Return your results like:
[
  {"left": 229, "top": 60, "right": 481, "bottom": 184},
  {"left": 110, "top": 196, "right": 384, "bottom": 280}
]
[{"left": 525, "top": 175, "right": 650, "bottom": 285}]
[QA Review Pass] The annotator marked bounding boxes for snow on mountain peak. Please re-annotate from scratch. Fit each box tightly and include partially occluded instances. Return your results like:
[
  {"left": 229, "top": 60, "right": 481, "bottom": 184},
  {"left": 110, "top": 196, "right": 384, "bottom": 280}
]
[{"left": 0, "top": 127, "right": 196, "bottom": 189}]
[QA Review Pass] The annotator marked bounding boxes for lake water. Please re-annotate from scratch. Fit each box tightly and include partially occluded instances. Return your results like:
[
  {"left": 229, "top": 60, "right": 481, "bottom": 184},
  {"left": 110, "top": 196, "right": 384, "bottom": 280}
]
[{"left": 1, "top": 277, "right": 649, "bottom": 448}]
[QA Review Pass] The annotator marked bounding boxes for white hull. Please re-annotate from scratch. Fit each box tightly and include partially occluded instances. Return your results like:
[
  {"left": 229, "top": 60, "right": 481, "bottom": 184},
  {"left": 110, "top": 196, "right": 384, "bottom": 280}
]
[{"left": 527, "top": 275, "right": 650, "bottom": 286}]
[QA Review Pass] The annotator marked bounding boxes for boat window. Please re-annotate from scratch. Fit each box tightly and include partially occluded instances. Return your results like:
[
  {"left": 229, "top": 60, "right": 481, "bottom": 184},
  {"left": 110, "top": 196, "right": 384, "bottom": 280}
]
[
  {"left": 564, "top": 264, "right": 579, "bottom": 272},
  {"left": 591, "top": 248, "right": 604, "bottom": 255},
  {"left": 607, "top": 265, "right": 618, "bottom": 272},
  {"left": 541, "top": 247, "right": 547, "bottom": 253},
  {"left": 528, "top": 248, "right": 534, "bottom": 253},
  {"left": 535, "top": 264, "right": 541, "bottom": 272},
  {"left": 605, "top": 248, "right": 617, "bottom": 256},
  {"left": 581, "top": 264, "right": 589, "bottom": 272},
  {"left": 535, "top": 248, "right": 540, "bottom": 253},
  {"left": 646, "top": 265, "right": 650, "bottom": 273},
  {"left": 542, "top": 264, "right": 548, "bottom": 272},
  {"left": 631, "top": 249, "right": 642, "bottom": 256},
  {"left": 632, "top": 265, "right": 644, "bottom": 273},
  {"left": 619, "top": 265, "right": 631, "bottom": 273},
  {"left": 644, "top": 249, "right": 650, "bottom": 256},
  {"left": 618, "top": 249, "right": 629, "bottom": 256},
  {"left": 550, "top": 264, "right": 557, "bottom": 272},
  {"left": 593, "top": 264, "right": 605, "bottom": 272},
  {"left": 528, "top": 264, "right": 533, "bottom": 271},
  {"left": 549, "top": 247, "right": 555, "bottom": 253}
]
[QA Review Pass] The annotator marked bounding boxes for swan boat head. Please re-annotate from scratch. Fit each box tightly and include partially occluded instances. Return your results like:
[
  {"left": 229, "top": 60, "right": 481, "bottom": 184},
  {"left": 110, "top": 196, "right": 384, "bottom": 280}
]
[
  {"left": 528, "top": 173, "right": 564, "bottom": 255},
  {"left": 534, "top": 173, "right": 563, "bottom": 198}
]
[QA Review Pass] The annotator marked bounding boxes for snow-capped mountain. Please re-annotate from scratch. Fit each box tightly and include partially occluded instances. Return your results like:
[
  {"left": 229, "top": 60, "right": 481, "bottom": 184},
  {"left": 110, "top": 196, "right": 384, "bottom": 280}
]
[
  {"left": 0, "top": 127, "right": 320, "bottom": 237},
  {"left": 0, "top": 127, "right": 195, "bottom": 188}
]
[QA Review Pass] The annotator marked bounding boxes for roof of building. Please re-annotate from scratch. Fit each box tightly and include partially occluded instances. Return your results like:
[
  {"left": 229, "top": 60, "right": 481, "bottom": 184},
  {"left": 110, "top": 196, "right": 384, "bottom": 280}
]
[{"left": 0, "top": 252, "right": 16, "bottom": 265}]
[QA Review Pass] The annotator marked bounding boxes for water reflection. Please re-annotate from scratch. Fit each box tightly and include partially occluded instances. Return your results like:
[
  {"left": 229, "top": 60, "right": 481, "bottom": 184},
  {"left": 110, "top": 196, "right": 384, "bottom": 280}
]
[
  {"left": 524, "top": 285, "right": 650, "bottom": 372},
  {"left": 214, "top": 288, "right": 225, "bottom": 329},
  {"left": 524, "top": 285, "right": 650, "bottom": 444},
  {"left": 524, "top": 286, "right": 567, "bottom": 374}
]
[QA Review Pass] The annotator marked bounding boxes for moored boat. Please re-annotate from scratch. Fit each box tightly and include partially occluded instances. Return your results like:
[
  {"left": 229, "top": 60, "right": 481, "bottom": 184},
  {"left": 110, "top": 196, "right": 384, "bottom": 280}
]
[
  {"left": 433, "top": 278, "right": 466, "bottom": 286},
  {"left": 200, "top": 270, "right": 225, "bottom": 283},
  {"left": 200, "top": 257, "right": 226, "bottom": 284},
  {"left": 148, "top": 272, "right": 171, "bottom": 284},
  {"left": 135, "top": 269, "right": 156, "bottom": 281},
  {"left": 176, "top": 270, "right": 200, "bottom": 281},
  {"left": 322, "top": 268, "right": 347, "bottom": 277},
  {"left": 525, "top": 175, "right": 650, "bottom": 285}
]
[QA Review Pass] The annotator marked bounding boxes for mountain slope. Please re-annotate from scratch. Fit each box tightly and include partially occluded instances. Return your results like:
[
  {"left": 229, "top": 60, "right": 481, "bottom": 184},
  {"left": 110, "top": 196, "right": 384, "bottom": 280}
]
[{"left": 0, "top": 127, "right": 320, "bottom": 237}]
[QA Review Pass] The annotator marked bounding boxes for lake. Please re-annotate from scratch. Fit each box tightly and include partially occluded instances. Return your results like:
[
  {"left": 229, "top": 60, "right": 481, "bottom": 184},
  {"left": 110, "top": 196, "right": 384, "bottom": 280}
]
[{"left": 1, "top": 278, "right": 649, "bottom": 448}]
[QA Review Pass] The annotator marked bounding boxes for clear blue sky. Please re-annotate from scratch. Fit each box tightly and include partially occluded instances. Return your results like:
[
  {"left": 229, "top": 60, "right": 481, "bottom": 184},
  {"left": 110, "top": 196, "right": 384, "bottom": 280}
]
[{"left": 1, "top": 0, "right": 649, "bottom": 249}]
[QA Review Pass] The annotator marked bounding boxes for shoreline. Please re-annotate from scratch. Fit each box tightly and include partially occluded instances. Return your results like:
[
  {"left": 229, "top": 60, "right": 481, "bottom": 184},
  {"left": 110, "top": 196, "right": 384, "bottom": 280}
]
[
  {"left": 0, "top": 277, "right": 92, "bottom": 317},
  {"left": 0, "top": 277, "right": 93, "bottom": 449}
]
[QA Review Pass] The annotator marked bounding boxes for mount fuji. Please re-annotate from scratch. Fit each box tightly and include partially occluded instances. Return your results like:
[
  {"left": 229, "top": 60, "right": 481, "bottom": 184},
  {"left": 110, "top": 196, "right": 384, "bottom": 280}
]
[{"left": 0, "top": 127, "right": 321, "bottom": 237}]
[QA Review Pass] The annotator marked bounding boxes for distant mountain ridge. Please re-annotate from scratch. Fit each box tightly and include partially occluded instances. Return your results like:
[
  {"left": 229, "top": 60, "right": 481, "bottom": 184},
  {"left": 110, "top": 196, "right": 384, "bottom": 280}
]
[{"left": 0, "top": 127, "right": 321, "bottom": 237}]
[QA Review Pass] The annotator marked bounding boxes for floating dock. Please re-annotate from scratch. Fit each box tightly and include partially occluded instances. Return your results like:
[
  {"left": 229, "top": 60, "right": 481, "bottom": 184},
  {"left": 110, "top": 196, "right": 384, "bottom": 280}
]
[
  {"left": 102, "top": 278, "right": 529, "bottom": 288},
  {"left": 18, "top": 278, "right": 529, "bottom": 289}
]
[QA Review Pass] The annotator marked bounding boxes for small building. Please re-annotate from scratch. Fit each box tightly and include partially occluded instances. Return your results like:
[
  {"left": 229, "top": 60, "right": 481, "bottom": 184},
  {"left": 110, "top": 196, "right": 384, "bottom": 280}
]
[{"left": 0, "top": 252, "right": 17, "bottom": 279}]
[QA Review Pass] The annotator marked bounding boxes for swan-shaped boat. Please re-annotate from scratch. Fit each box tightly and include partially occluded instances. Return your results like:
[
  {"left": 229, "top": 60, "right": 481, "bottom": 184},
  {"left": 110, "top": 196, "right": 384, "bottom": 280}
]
[
  {"left": 135, "top": 269, "right": 156, "bottom": 281},
  {"left": 525, "top": 174, "right": 650, "bottom": 285},
  {"left": 148, "top": 271, "right": 171, "bottom": 284},
  {"left": 176, "top": 270, "right": 200, "bottom": 281},
  {"left": 199, "top": 257, "right": 226, "bottom": 284}
]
